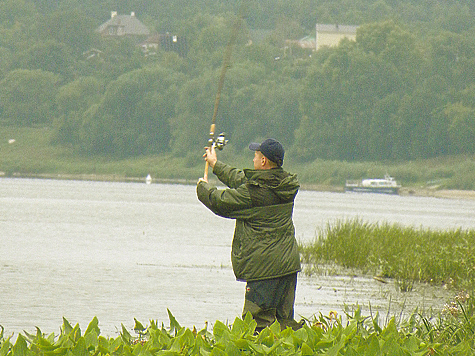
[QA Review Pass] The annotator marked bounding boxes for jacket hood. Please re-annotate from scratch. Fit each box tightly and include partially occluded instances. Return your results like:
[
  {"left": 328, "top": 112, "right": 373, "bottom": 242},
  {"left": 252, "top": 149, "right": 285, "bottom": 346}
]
[{"left": 244, "top": 168, "right": 299, "bottom": 202}]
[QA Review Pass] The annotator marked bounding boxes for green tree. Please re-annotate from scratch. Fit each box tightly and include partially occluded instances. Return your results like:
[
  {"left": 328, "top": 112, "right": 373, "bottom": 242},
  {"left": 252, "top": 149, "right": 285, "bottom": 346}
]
[
  {"left": 444, "top": 85, "right": 475, "bottom": 155},
  {"left": 36, "top": 9, "right": 99, "bottom": 55},
  {"left": 0, "top": 0, "right": 37, "bottom": 27},
  {"left": 225, "top": 79, "right": 301, "bottom": 150},
  {"left": 0, "top": 46, "right": 13, "bottom": 78},
  {"left": 0, "top": 69, "right": 60, "bottom": 125},
  {"left": 17, "top": 40, "right": 73, "bottom": 77},
  {"left": 80, "top": 66, "right": 185, "bottom": 156},
  {"left": 53, "top": 76, "right": 103, "bottom": 145},
  {"left": 170, "top": 70, "right": 218, "bottom": 156},
  {"left": 445, "top": 102, "right": 475, "bottom": 155},
  {"left": 428, "top": 31, "right": 475, "bottom": 92}
]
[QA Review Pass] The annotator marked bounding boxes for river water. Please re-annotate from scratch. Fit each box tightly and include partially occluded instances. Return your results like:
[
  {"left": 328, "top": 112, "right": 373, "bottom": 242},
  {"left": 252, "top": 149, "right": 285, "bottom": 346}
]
[{"left": 1, "top": 178, "right": 475, "bottom": 337}]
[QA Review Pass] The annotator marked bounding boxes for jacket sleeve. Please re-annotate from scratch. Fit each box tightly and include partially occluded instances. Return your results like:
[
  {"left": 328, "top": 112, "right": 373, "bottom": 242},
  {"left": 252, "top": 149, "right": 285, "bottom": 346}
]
[
  {"left": 213, "top": 161, "right": 246, "bottom": 189},
  {"left": 197, "top": 180, "right": 252, "bottom": 218}
]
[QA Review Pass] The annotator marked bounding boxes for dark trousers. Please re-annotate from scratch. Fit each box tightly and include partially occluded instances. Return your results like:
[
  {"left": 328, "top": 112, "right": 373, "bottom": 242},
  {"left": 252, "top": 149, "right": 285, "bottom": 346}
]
[{"left": 242, "top": 273, "right": 298, "bottom": 331}]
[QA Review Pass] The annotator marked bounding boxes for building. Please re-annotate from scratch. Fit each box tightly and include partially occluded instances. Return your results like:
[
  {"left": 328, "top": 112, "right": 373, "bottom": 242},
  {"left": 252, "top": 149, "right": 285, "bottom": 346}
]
[
  {"left": 140, "top": 33, "right": 188, "bottom": 57},
  {"left": 315, "top": 24, "right": 358, "bottom": 50},
  {"left": 97, "top": 11, "right": 151, "bottom": 38}
]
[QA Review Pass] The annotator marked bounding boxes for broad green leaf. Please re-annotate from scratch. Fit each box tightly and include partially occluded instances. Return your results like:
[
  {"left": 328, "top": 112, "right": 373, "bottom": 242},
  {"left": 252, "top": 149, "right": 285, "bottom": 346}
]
[
  {"left": 96, "top": 336, "right": 111, "bottom": 354},
  {"left": 381, "top": 338, "right": 408, "bottom": 356},
  {"left": 167, "top": 309, "right": 181, "bottom": 335},
  {"left": 110, "top": 336, "right": 123, "bottom": 352},
  {"left": 325, "top": 339, "right": 346, "bottom": 356},
  {"left": 269, "top": 320, "right": 281, "bottom": 336},
  {"left": 243, "top": 312, "right": 253, "bottom": 325},
  {"left": 84, "top": 317, "right": 100, "bottom": 336},
  {"left": 363, "top": 334, "right": 381, "bottom": 356},
  {"left": 22, "top": 329, "right": 37, "bottom": 344},
  {"left": 372, "top": 312, "right": 382, "bottom": 334},
  {"left": 232, "top": 338, "right": 249, "bottom": 350},
  {"left": 213, "top": 321, "right": 230, "bottom": 342},
  {"left": 46, "top": 332, "right": 56, "bottom": 344},
  {"left": 12, "top": 334, "right": 28, "bottom": 356},
  {"left": 72, "top": 337, "right": 88, "bottom": 356},
  {"left": 36, "top": 336, "right": 58, "bottom": 352},
  {"left": 121, "top": 324, "right": 132, "bottom": 343},
  {"left": 293, "top": 327, "right": 308, "bottom": 343},
  {"left": 224, "top": 340, "right": 243, "bottom": 356},
  {"left": 70, "top": 324, "right": 82, "bottom": 343},
  {"left": 0, "top": 338, "right": 11, "bottom": 356},
  {"left": 181, "top": 328, "right": 196, "bottom": 348},
  {"left": 158, "top": 331, "right": 172, "bottom": 349},
  {"left": 134, "top": 318, "right": 145, "bottom": 332},
  {"left": 230, "top": 317, "right": 246, "bottom": 336},
  {"left": 403, "top": 335, "right": 421, "bottom": 352},
  {"left": 265, "top": 339, "right": 283, "bottom": 354},
  {"left": 200, "top": 349, "right": 211, "bottom": 356},
  {"left": 248, "top": 341, "right": 266, "bottom": 354},
  {"left": 209, "top": 346, "right": 227, "bottom": 356},
  {"left": 381, "top": 318, "right": 398, "bottom": 339},
  {"left": 83, "top": 329, "right": 98, "bottom": 349},
  {"left": 300, "top": 342, "right": 314, "bottom": 356},
  {"left": 314, "top": 338, "right": 335, "bottom": 351},
  {"left": 62, "top": 318, "right": 74, "bottom": 335}
]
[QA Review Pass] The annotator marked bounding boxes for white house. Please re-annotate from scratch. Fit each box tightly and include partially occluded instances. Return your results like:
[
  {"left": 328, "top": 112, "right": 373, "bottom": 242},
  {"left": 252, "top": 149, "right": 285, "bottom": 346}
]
[
  {"left": 315, "top": 24, "right": 358, "bottom": 50},
  {"left": 97, "top": 11, "right": 150, "bottom": 38}
]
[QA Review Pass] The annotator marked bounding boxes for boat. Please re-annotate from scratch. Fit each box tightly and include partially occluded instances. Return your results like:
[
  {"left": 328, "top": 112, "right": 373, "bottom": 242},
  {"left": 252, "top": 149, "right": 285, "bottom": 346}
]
[
  {"left": 145, "top": 174, "right": 152, "bottom": 184},
  {"left": 345, "top": 174, "right": 401, "bottom": 195}
]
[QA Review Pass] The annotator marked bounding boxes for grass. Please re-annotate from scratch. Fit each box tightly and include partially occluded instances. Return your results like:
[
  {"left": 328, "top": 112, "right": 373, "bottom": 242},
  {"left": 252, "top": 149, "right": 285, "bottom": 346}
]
[
  {"left": 0, "top": 126, "right": 203, "bottom": 182},
  {"left": 2, "top": 126, "right": 475, "bottom": 191},
  {"left": 300, "top": 219, "right": 475, "bottom": 292}
]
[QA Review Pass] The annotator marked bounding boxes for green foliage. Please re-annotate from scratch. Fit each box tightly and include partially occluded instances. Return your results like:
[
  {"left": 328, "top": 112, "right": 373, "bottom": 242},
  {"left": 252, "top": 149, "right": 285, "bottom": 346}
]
[
  {"left": 79, "top": 66, "right": 187, "bottom": 157},
  {"left": 1, "top": 0, "right": 475, "bottom": 167},
  {"left": 2, "top": 307, "right": 475, "bottom": 354},
  {"left": 301, "top": 219, "right": 475, "bottom": 291},
  {"left": 16, "top": 40, "right": 74, "bottom": 77},
  {"left": 0, "top": 69, "right": 60, "bottom": 126}
]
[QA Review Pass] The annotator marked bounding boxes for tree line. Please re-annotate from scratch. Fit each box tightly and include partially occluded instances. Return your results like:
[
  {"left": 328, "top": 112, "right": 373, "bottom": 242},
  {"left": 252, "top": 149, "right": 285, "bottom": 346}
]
[{"left": 0, "top": 0, "right": 474, "bottom": 162}]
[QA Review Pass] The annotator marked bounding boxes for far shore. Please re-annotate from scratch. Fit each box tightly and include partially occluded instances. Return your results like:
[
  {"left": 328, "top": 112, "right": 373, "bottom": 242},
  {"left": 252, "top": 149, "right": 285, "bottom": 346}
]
[{"left": 3, "top": 171, "right": 475, "bottom": 201}]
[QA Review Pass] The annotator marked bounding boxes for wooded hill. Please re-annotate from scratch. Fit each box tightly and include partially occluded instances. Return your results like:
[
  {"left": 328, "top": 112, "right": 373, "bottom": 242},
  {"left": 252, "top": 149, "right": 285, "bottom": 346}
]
[{"left": 1, "top": 0, "right": 475, "bottom": 164}]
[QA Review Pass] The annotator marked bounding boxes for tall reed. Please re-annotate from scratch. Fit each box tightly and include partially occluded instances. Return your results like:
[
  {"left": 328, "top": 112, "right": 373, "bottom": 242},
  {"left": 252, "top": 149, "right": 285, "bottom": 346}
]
[{"left": 300, "top": 219, "right": 475, "bottom": 291}]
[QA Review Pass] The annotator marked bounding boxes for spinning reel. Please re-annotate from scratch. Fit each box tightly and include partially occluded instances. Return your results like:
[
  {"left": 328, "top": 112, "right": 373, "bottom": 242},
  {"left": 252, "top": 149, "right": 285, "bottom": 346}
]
[{"left": 208, "top": 132, "right": 228, "bottom": 151}]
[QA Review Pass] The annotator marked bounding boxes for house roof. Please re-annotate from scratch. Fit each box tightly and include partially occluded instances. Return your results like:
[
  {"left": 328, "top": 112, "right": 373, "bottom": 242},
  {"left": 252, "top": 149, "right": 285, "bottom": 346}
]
[
  {"left": 97, "top": 12, "right": 150, "bottom": 36},
  {"left": 316, "top": 24, "right": 358, "bottom": 34}
]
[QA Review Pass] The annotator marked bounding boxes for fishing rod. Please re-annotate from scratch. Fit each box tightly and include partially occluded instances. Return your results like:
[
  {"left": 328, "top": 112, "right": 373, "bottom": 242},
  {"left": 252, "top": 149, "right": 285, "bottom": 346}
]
[{"left": 203, "top": 5, "right": 245, "bottom": 181}]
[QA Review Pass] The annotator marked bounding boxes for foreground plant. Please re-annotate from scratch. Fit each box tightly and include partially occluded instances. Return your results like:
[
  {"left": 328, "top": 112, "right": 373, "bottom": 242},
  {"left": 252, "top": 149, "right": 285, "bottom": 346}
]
[{"left": 2, "top": 307, "right": 475, "bottom": 355}]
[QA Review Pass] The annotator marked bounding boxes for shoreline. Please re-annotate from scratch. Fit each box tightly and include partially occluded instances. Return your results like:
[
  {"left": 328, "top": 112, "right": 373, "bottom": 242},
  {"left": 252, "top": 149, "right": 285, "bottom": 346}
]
[
  {"left": 299, "top": 183, "right": 475, "bottom": 200},
  {"left": 3, "top": 172, "right": 475, "bottom": 200}
]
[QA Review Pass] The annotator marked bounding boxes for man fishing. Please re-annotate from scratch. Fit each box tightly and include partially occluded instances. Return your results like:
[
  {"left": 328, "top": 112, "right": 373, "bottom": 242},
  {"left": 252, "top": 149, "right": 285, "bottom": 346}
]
[{"left": 197, "top": 138, "right": 303, "bottom": 332}]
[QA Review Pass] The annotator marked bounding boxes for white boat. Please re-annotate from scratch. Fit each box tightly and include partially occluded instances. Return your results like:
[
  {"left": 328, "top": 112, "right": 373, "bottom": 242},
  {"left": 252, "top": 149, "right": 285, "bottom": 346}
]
[
  {"left": 345, "top": 174, "right": 401, "bottom": 195},
  {"left": 145, "top": 174, "right": 152, "bottom": 184}
]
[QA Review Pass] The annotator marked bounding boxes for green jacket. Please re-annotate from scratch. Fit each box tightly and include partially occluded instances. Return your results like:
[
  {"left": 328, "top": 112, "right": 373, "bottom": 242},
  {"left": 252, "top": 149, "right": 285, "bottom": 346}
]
[{"left": 197, "top": 161, "right": 301, "bottom": 282}]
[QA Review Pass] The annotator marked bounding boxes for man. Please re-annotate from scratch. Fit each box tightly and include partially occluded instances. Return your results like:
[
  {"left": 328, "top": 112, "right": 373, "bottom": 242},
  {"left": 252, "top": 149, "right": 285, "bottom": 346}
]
[{"left": 197, "top": 138, "right": 302, "bottom": 332}]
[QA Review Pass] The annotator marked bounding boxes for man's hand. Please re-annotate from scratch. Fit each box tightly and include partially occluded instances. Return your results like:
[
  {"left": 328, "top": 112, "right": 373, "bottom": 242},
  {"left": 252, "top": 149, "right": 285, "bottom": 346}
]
[{"left": 203, "top": 145, "right": 217, "bottom": 168}]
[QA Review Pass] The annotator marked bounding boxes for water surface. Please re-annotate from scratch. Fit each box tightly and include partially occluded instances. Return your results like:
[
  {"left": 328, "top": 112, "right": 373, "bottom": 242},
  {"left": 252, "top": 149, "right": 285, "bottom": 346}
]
[{"left": 1, "top": 178, "right": 474, "bottom": 336}]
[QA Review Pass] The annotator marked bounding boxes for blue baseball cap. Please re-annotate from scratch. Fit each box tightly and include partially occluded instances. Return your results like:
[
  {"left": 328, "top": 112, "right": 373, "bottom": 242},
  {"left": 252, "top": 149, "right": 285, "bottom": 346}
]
[{"left": 249, "top": 138, "right": 284, "bottom": 167}]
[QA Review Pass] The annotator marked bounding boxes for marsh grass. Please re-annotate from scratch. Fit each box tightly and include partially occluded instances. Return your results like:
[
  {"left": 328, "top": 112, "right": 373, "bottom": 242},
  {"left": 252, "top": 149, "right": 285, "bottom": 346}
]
[
  {"left": 300, "top": 219, "right": 475, "bottom": 291},
  {"left": 298, "top": 219, "right": 475, "bottom": 351}
]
